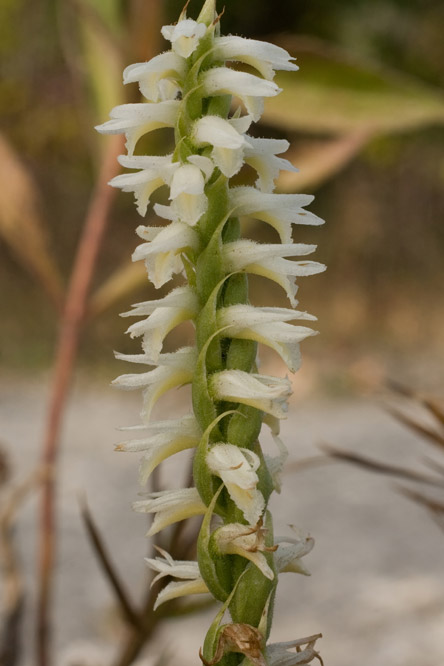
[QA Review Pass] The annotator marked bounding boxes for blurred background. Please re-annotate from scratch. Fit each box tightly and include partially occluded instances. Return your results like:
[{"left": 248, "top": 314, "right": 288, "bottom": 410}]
[
  {"left": 1, "top": 1, "right": 444, "bottom": 665},
  {"left": 2, "top": 0, "right": 444, "bottom": 384}
]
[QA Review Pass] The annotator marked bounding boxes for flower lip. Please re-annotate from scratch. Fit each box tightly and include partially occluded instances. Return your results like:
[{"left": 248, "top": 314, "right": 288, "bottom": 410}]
[{"left": 161, "top": 19, "right": 207, "bottom": 58}]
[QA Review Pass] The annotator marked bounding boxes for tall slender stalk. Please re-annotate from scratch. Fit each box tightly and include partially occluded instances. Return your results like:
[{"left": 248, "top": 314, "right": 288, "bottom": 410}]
[
  {"left": 97, "top": 1, "right": 325, "bottom": 664},
  {"left": 36, "top": 134, "right": 123, "bottom": 666}
]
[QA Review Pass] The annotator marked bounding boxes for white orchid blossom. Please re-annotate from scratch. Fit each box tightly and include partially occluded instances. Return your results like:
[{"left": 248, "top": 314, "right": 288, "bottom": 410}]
[
  {"left": 223, "top": 239, "right": 326, "bottom": 305},
  {"left": 123, "top": 52, "right": 186, "bottom": 102},
  {"left": 132, "top": 222, "right": 199, "bottom": 288},
  {"left": 210, "top": 370, "right": 292, "bottom": 419},
  {"left": 115, "top": 415, "right": 201, "bottom": 484},
  {"left": 212, "top": 522, "right": 275, "bottom": 580},
  {"left": 213, "top": 36, "right": 298, "bottom": 80},
  {"left": 201, "top": 67, "right": 281, "bottom": 120},
  {"left": 112, "top": 347, "right": 196, "bottom": 422},
  {"left": 146, "top": 548, "right": 209, "bottom": 610},
  {"left": 169, "top": 163, "right": 208, "bottom": 226},
  {"left": 122, "top": 286, "right": 199, "bottom": 361},
  {"left": 266, "top": 635, "right": 323, "bottom": 666},
  {"left": 108, "top": 154, "right": 175, "bottom": 216},
  {"left": 243, "top": 138, "right": 298, "bottom": 192},
  {"left": 161, "top": 19, "right": 207, "bottom": 58},
  {"left": 217, "top": 304, "right": 317, "bottom": 372},
  {"left": 229, "top": 187, "right": 324, "bottom": 243},
  {"left": 206, "top": 444, "right": 265, "bottom": 524},
  {"left": 192, "top": 115, "right": 253, "bottom": 178},
  {"left": 275, "top": 531, "right": 315, "bottom": 576},
  {"left": 264, "top": 433, "right": 289, "bottom": 493},
  {"left": 133, "top": 487, "right": 207, "bottom": 536},
  {"left": 95, "top": 100, "right": 180, "bottom": 156}
]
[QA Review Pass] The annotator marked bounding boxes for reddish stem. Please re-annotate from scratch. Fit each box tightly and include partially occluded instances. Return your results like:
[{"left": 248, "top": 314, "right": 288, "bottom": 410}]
[{"left": 36, "top": 134, "right": 124, "bottom": 666}]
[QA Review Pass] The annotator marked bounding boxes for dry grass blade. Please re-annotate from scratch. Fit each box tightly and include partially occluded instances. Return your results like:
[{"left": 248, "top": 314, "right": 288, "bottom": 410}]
[
  {"left": 422, "top": 456, "right": 444, "bottom": 477},
  {"left": 0, "top": 135, "right": 63, "bottom": 308},
  {"left": 88, "top": 261, "right": 146, "bottom": 317},
  {"left": 320, "top": 443, "right": 444, "bottom": 488},
  {"left": 277, "top": 132, "right": 370, "bottom": 193},
  {"left": 79, "top": 496, "right": 142, "bottom": 630},
  {"left": 396, "top": 485, "right": 444, "bottom": 514},
  {"left": 396, "top": 485, "right": 444, "bottom": 532},
  {"left": 388, "top": 380, "right": 444, "bottom": 428},
  {"left": 0, "top": 466, "right": 49, "bottom": 666},
  {"left": 385, "top": 406, "right": 444, "bottom": 451}
]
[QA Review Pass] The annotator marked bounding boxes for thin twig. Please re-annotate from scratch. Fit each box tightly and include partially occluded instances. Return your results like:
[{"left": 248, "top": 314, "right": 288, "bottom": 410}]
[
  {"left": 385, "top": 406, "right": 444, "bottom": 450},
  {"left": 36, "top": 133, "right": 124, "bottom": 666},
  {"left": 79, "top": 496, "right": 143, "bottom": 631},
  {"left": 320, "top": 443, "right": 444, "bottom": 488}
]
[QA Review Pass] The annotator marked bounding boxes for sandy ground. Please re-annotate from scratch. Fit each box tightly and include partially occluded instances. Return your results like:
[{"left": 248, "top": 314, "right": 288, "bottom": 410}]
[{"left": 1, "top": 373, "right": 444, "bottom": 666}]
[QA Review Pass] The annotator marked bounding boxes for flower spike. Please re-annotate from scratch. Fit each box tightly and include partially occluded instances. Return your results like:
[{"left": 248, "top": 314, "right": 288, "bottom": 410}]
[{"left": 99, "top": 1, "right": 323, "bottom": 662}]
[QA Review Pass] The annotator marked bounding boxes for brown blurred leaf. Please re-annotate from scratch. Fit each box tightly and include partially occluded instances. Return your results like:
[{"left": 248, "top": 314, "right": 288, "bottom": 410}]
[
  {"left": 88, "top": 261, "right": 146, "bottom": 317},
  {"left": 76, "top": 0, "right": 126, "bottom": 162},
  {"left": 0, "top": 134, "right": 63, "bottom": 308},
  {"left": 277, "top": 131, "right": 370, "bottom": 192},
  {"left": 385, "top": 406, "right": 444, "bottom": 451},
  {"left": 388, "top": 380, "right": 444, "bottom": 428},
  {"left": 79, "top": 496, "right": 142, "bottom": 630},
  {"left": 129, "top": 0, "right": 164, "bottom": 63},
  {"left": 396, "top": 486, "right": 444, "bottom": 532},
  {"left": 264, "top": 38, "right": 444, "bottom": 135},
  {"left": 320, "top": 443, "right": 444, "bottom": 488}
]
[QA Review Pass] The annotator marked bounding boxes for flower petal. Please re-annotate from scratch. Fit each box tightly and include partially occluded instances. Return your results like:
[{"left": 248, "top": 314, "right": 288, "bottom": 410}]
[
  {"left": 201, "top": 68, "right": 281, "bottom": 121},
  {"left": 169, "top": 164, "right": 208, "bottom": 226},
  {"left": 206, "top": 444, "right": 265, "bottom": 524},
  {"left": 123, "top": 52, "right": 186, "bottom": 101},
  {"left": 133, "top": 487, "right": 206, "bottom": 535},
  {"left": 113, "top": 347, "right": 196, "bottom": 421},
  {"left": 132, "top": 222, "right": 199, "bottom": 288},
  {"left": 95, "top": 101, "right": 180, "bottom": 155},
  {"left": 229, "top": 187, "right": 323, "bottom": 243},
  {"left": 210, "top": 370, "right": 292, "bottom": 419},
  {"left": 213, "top": 36, "right": 298, "bottom": 80},
  {"left": 161, "top": 19, "right": 207, "bottom": 58}
]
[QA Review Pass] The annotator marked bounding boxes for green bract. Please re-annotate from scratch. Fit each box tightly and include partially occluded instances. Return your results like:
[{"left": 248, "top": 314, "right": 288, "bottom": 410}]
[{"left": 97, "top": 1, "right": 325, "bottom": 664}]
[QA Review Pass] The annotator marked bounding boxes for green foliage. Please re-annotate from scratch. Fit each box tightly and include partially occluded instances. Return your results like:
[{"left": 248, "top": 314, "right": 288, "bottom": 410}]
[{"left": 264, "top": 44, "right": 444, "bottom": 135}]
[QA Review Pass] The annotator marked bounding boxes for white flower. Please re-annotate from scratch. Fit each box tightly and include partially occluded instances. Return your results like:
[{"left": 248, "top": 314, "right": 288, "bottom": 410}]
[
  {"left": 212, "top": 522, "right": 276, "bottom": 580},
  {"left": 115, "top": 415, "right": 201, "bottom": 484},
  {"left": 132, "top": 222, "right": 199, "bottom": 288},
  {"left": 223, "top": 239, "right": 325, "bottom": 306},
  {"left": 275, "top": 531, "right": 314, "bottom": 576},
  {"left": 161, "top": 19, "right": 207, "bottom": 58},
  {"left": 145, "top": 548, "right": 209, "bottom": 609},
  {"left": 109, "top": 154, "right": 175, "bottom": 217},
  {"left": 169, "top": 163, "right": 208, "bottom": 226},
  {"left": 112, "top": 347, "right": 196, "bottom": 422},
  {"left": 95, "top": 100, "right": 180, "bottom": 156},
  {"left": 206, "top": 444, "right": 265, "bottom": 524},
  {"left": 213, "top": 36, "right": 298, "bottom": 80},
  {"left": 121, "top": 285, "right": 197, "bottom": 318},
  {"left": 217, "top": 304, "right": 317, "bottom": 372},
  {"left": 201, "top": 67, "right": 281, "bottom": 121},
  {"left": 229, "top": 187, "right": 324, "bottom": 243},
  {"left": 266, "top": 635, "right": 323, "bottom": 666},
  {"left": 123, "top": 52, "right": 186, "bottom": 102},
  {"left": 122, "top": 286, "right": 199, "bottom": 362},
  {"left": 192, "top": 115, "right": 253, "bottom": 178},
  {"left": 243, "top": 138, "right": 298, "bottom": 193},
  {"left": 264, "top": 433, "right": 289, "bottom": 493},
  {"left": 210, "top": 369, "right": 292, "bottom": 420},
  {"left": 133, "top": 487, "right": 206, "bottom": 535}
]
